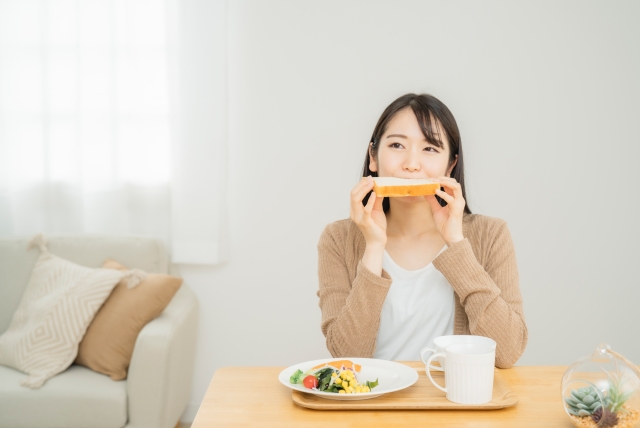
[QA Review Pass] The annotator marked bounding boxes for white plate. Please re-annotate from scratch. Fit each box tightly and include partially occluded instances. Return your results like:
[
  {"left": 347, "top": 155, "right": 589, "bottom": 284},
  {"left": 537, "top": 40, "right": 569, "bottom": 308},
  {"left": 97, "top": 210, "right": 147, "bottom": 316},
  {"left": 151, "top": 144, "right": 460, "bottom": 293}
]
[{"left": 278, "top": 358, "right": 419, "bottom": 401}]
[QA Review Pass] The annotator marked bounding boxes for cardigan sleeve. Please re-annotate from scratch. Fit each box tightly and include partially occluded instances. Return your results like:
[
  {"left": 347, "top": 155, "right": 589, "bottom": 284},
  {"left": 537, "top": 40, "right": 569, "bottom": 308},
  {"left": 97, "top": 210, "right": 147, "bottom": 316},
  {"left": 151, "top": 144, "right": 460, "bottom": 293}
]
[
  {"left": 432, "top": 220, "right": 528, "bottom": 368},
  {"left": 317, "top": 223, "right": 392, "bottom": 357}
]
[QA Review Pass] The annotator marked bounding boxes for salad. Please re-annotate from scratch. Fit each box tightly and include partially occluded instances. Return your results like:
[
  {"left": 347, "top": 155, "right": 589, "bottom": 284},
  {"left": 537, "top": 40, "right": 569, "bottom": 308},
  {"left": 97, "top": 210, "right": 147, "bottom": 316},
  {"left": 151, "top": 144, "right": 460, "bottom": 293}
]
[{"left": 289, "top": 359, "right": 379, "bottom": 394}]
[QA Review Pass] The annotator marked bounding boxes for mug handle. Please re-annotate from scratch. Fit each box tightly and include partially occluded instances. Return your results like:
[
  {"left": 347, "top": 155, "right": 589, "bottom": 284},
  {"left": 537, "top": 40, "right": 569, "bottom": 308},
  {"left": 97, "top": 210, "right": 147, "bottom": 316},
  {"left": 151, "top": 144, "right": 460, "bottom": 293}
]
[
  {"left": 425, "top": 352, "right": 447, "bottom": 393},
  {"left": 420, "top": 347, "right": 444, "bottom": 372}
]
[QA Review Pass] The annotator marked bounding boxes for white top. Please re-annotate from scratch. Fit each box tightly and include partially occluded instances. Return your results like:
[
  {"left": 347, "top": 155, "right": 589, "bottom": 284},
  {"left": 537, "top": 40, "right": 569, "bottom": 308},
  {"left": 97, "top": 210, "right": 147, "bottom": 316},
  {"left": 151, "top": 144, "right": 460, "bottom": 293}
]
[{"left": 373, "top": 246, "right": 455, "bottom": 361}]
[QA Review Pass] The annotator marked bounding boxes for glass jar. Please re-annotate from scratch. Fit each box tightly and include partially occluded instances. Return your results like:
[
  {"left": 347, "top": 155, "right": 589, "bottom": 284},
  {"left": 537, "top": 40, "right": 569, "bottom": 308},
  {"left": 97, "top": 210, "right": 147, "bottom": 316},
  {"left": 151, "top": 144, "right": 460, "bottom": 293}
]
[{"left": 562, "top": 343, "right": 640, "bottom": 428}]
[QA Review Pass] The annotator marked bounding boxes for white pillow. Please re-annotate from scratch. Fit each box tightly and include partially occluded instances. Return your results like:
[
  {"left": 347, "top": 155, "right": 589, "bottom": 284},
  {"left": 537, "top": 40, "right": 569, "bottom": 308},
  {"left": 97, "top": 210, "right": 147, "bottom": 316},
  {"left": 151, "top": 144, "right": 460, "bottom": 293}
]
[{"left": 0, "top": 235, "right": 143, "bottom": 388}]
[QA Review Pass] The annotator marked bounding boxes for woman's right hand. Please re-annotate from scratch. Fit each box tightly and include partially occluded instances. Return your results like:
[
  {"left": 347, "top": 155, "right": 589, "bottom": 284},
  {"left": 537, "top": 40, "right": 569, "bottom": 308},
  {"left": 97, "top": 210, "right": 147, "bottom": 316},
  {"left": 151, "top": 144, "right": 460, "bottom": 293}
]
[{"left": 350, "top": 176, "right": 387, "bottom": 248}]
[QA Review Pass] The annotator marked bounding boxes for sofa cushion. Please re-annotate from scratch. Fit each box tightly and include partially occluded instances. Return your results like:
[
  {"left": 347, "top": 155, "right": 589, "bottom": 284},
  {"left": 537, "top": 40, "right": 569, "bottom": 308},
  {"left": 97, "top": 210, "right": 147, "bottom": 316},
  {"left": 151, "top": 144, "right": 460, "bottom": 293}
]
[
  {"left": 0, "top": 236, "right": 142, "bottom": 389},
  {"left": 75, "top": 259, "right": 182, "bottom": 380},
  {"left": 0, "top": 235, "right": 169, "bottom": 334},
  {"left": 0, "top": 364, "right": 127, "bottom": 428}
]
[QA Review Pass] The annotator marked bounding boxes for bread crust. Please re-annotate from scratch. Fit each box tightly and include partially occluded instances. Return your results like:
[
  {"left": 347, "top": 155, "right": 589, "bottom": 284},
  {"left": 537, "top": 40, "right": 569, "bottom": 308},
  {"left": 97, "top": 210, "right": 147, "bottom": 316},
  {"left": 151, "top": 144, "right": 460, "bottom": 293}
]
[{"left": 373, "top": 181, "right": 440, "bottom": 197}]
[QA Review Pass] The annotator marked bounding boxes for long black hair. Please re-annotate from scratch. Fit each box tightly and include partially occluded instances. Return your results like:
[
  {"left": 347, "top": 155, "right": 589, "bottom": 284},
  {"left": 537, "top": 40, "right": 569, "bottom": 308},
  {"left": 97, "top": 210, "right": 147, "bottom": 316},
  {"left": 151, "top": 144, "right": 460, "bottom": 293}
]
[{"left": 361, "top": 93, "right": 471, "bottom": 214}]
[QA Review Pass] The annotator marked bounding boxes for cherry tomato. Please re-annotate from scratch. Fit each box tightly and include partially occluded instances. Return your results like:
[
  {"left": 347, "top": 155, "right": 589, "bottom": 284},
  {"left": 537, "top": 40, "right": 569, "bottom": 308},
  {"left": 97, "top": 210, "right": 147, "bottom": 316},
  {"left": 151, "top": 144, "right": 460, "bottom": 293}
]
[{"left": 303, "top": 375, "right": 318, "bottom": 389}]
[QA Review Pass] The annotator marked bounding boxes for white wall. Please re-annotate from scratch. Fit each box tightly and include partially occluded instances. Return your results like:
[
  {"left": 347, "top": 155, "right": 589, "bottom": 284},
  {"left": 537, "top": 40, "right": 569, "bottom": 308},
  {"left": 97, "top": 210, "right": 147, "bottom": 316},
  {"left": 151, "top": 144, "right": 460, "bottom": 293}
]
[{"left": 178, "top": 0, "right": 640, "bottom": 421}]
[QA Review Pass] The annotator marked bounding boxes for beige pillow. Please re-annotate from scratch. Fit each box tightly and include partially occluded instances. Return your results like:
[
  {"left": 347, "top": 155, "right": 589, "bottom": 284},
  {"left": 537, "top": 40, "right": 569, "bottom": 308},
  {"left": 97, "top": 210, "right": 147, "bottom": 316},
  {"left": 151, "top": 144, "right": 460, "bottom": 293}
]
[
  {"left": 75, "top": 259, "right": 182, "bottom": 380},
  {"left": 0, "top": 235, "right": 141, "bottom": 389}
]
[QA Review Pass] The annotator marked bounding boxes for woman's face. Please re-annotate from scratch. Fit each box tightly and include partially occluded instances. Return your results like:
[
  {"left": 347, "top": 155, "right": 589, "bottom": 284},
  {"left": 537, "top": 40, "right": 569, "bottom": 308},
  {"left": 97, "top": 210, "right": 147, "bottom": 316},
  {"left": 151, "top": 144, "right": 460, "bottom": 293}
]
[{"left": 370, "top": 107, "right": 457, "bottom": 180}]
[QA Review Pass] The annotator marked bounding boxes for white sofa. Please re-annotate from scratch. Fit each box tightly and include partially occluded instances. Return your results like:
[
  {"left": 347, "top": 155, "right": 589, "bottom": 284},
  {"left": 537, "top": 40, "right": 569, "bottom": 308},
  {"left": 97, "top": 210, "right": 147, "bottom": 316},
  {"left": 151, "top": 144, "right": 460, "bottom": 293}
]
[{"left": 0, "top": 236, "right": 199, "bottom": 428}]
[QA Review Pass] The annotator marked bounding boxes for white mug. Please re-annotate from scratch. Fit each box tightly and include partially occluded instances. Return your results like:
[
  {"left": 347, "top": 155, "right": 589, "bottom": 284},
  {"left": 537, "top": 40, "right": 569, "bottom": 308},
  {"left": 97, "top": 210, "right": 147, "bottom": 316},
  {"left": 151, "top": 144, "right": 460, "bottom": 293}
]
[
  {"left": 420, "top": 335, "right": 496, "bottom": 372},
  {"left": 425, "top": 343, "right": 496, "bottom": 404}
]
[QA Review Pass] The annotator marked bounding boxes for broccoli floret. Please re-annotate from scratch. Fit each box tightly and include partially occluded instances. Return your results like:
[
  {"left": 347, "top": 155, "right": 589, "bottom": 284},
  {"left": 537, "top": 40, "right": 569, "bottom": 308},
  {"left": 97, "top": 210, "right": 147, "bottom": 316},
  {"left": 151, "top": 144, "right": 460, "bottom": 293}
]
[{"left": 289, "top": 369, "right": 304, "bottom": 384}]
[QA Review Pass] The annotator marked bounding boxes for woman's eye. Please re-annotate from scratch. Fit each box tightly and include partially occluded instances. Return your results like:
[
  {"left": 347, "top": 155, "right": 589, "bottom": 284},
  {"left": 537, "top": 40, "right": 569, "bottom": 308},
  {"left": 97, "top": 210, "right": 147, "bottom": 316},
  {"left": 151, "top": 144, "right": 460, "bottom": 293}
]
[
  {"left": 424, "top": 146, "right": 438, "bottom": 152},
  {"left": 390, "top": 143, "right": 403, "bottom": 148}
]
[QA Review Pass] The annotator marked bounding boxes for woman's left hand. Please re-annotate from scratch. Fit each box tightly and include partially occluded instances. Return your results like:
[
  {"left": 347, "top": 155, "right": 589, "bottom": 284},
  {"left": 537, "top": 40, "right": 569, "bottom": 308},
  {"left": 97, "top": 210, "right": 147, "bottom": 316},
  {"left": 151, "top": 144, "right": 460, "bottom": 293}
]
[{"left": 424, "top": 176, "right": 466, "bottom": 246}]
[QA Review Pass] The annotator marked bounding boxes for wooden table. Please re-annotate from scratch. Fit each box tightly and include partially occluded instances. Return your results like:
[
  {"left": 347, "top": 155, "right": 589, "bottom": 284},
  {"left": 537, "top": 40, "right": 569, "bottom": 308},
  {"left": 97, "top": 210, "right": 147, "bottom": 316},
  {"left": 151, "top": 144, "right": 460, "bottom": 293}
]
[{"left": 192, "top": 362, "right": 574, "bottom": 427}]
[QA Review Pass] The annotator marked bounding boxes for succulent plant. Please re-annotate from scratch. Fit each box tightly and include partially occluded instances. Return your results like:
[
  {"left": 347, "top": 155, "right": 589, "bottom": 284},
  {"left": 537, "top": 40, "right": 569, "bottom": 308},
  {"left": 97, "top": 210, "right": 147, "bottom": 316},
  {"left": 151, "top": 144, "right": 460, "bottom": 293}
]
[
  {"left": 566, "top": 386, "right": 603, "bottom": 417},
  {"left": 591, "top": 407, "right": 619, "bottom": 428},
  {"left": 603, "top": 369, "right": 633, "bottom": 413}
]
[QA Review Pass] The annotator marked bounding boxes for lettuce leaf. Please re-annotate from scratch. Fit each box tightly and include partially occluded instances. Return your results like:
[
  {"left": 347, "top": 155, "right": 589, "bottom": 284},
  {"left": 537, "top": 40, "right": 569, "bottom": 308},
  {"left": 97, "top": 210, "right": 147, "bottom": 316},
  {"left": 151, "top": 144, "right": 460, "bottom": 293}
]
[
  {"left": 325, "top": 383, "right": 344, "bottom": 393},
  {"left": 316, "top": 368, "right": 334, "bottom": 391},
  {"left": 366, "top": 378, "right": 379, "bottom": 390}
]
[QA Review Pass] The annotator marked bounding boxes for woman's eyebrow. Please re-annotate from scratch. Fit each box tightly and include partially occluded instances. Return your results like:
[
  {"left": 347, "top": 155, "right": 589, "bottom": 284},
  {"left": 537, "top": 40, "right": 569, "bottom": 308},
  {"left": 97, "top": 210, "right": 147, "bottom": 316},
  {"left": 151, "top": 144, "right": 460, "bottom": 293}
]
[{"left": 386, "top": 133, "right": 433, "bottom": 142}]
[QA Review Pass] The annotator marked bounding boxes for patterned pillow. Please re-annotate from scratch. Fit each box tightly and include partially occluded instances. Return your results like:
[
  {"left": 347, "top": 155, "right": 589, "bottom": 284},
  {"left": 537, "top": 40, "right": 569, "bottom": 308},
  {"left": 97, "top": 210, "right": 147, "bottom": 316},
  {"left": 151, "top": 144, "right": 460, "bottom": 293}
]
[{"left": 0, "top": 235, "right": 143, "bottom": 388}]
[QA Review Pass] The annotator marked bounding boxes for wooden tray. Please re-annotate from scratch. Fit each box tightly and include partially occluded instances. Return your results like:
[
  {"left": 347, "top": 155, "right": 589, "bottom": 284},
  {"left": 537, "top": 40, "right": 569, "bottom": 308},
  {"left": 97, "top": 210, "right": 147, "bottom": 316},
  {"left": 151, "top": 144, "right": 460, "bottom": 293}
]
[{"left": 292, "top": 364, "right": 518, "bottom": 410}]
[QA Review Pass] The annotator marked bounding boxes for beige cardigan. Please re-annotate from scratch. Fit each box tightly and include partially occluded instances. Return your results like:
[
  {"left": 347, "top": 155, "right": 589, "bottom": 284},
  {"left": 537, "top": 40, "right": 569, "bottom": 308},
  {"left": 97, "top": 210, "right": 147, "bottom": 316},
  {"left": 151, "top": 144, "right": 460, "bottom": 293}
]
[{"left": 317, "top": 213, "right": 528, "bottom": 368}]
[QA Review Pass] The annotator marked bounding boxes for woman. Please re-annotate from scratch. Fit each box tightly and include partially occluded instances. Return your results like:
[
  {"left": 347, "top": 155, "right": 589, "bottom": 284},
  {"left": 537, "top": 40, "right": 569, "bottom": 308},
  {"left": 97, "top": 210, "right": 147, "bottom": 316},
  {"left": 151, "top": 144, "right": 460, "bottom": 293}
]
[{"left": 317, "top": 93, "right": 527, "bottom": 368}]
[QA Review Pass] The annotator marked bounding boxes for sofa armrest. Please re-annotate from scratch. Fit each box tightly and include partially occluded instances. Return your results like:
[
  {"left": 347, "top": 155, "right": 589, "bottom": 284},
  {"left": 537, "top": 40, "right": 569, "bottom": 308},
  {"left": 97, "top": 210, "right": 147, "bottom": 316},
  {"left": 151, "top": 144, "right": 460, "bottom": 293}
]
[{"left": 125, "top": 285, "right": 199, "bottom": 428}]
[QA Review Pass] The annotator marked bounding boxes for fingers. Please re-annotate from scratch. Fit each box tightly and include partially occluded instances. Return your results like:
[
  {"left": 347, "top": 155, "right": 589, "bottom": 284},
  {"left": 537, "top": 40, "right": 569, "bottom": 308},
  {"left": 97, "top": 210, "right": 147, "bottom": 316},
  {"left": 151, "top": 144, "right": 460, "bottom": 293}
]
[
  {"left": 351, "top": 176, "right": 375, "bottom": 206},
  {"left": 435, "top": 188, "right": 455, "bottom": 204},
  {"left": 364, "top": 190, "right": 376, "bottom": 214},
  {"left": 437, "top": 176, "right": 462, "bottom": 199},
  {"left": 373, "top": 191, "right": 384, "bottom": 212},
  {"left": 350, "top": 177, "right": 376, "bottom": 223},
  {"left": 437, "top": 177, "right": 467, "bottom": 212}
]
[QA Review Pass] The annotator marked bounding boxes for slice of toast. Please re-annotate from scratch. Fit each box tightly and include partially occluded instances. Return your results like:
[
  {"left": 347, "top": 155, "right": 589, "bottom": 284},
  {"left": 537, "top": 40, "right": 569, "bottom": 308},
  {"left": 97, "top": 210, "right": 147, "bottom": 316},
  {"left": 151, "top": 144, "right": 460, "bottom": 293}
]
[{"left": 373, "top": 177, "right": 440, "bottom": 197}]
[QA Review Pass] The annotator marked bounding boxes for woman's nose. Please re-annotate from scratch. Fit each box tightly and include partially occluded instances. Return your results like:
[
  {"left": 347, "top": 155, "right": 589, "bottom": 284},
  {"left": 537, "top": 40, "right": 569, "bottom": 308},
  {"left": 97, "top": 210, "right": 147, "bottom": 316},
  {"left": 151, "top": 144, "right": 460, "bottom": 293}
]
[{"left": 403, "top": 151, "right": 421, "bottom": 171}]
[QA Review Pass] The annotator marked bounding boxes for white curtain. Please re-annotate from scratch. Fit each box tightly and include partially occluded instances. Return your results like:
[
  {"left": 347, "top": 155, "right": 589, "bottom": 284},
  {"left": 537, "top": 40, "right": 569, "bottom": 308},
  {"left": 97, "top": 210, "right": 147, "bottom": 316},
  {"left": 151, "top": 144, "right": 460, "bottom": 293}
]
[{"left": 0, "top": 0, "right": 228, "bottom": 264}]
